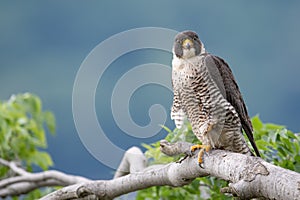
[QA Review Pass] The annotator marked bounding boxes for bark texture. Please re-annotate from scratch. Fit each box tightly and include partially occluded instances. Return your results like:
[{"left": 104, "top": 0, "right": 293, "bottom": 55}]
[{"left": 1, "top": 141, "right": 300, "bottom": 200}]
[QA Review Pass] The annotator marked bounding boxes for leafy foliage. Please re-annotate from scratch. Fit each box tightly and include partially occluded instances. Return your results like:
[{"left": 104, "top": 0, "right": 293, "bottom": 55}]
[
  {"left": 137, "top": 116, "right": 300, "bottom": 199},
  {"left": 0, "top": 93, "right": 56, "bottom": 198},
  {"left": 252, "top": 116, "right": 300, "bottom": 172}
]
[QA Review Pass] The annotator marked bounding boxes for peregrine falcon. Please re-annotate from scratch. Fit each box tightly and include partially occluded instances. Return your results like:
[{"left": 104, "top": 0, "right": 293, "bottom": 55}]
[{"left": 171, "top": 30, "right": 260, "bottom": 165}]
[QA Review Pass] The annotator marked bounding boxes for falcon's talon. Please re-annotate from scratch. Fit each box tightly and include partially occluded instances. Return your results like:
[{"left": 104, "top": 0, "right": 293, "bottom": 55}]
[
  {"left": 185, "top": 149, "right": 194, "bottom": 157},
  {"left": 176, "top": 154, "right": 189, "bottom": 163},
  {"left": 190, "top": 144, "right": 211, "bottom": 167},
  {"left": 197, "top": 148, "right": 205, "bottom": 166},
  {"left": 199, "top": 162, "right": 204, "bottom": 168}
]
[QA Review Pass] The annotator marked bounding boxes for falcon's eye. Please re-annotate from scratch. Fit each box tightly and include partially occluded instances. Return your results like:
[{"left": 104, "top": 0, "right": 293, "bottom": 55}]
[{"left": 193, "top": 35, "right": 198, "bottom": 41}]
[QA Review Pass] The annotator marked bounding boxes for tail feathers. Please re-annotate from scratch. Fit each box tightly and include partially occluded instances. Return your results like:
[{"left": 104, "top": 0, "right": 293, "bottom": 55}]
[{"left": 243, "top": 126, "right": 261, "bottom": 157}]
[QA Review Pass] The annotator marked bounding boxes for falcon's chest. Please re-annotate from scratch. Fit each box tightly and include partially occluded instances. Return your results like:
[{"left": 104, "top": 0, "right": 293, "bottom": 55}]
[{"left": 171, "top": 55, "right": 205, "bottom": 89}]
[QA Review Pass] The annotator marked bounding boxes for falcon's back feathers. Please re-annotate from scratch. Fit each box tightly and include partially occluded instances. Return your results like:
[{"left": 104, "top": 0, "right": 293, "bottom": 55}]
[{"left": 204, "top": 54, "right": 261, "bottom": 157}]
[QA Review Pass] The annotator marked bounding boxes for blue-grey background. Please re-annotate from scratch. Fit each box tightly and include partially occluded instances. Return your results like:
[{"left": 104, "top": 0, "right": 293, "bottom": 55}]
[{"left": 1, "top": 1, "right": 299, "bottom": 180}]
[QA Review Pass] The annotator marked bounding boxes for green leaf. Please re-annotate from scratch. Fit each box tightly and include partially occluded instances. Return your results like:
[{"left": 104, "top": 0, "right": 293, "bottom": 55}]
[
  {"left": 160, "top": 124, "right": 172, "bottom": 133},
  {"left": 252, "top": 115, "right": 263, "bottom": 131},
  {"left": 28, "top": 151, "right": 53, "bottom": 170},
  {"left": 270, "top": 131, "right": 278, "bottom": 143},
  {"left": 286, "top": 130, "right": 297, "bottom": 139},
  {"left": 141, "top": 143, "right": 153, "bottom": 150},
  {"left": 44, "top": 111, "right": 56, "bottom": 134},
  {"left": 265, "top": 123, "right": 284, "bottom": 131},
  {"left": 23, "top": 92, "right": 42, "bottom": 114},
  {"left": 255, "top": 140, "right": 269, "bottom": 151}
]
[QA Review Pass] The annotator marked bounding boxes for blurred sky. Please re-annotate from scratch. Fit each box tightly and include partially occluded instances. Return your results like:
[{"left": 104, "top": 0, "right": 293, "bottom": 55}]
[{"left": 0, "top": 1, "right": 300, "bottom": 180}]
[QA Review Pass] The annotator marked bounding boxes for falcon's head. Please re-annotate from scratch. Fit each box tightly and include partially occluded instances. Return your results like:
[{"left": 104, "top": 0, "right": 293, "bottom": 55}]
[{"left": 173, "top": 30, "right": 205, "bottom": 59}]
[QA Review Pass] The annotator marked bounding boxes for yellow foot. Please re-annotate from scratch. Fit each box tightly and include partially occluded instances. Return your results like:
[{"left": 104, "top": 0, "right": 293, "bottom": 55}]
[
  {"left": 190, "top": 144, "right": 211, "bottom": 167},
  {"left": 190, "top": 144, "right": 211, "bottom": 153}
]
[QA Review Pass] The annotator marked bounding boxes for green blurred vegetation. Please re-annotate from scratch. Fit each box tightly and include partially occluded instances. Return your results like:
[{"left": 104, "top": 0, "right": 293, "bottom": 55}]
[
  {"left": 0, "top": 93, "right": 56, "bottom": 199},
  {"left": 137, "top": 116, "right": 300, "bottom": 200}
]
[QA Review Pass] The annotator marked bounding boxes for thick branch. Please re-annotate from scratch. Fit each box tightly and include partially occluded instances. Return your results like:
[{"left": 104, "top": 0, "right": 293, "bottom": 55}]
[{"left": 42, "top": 141, "right": 300, "bottom": 200}]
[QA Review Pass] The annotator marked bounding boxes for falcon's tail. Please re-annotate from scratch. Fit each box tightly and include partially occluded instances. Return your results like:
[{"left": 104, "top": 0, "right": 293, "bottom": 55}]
[{"left": 244, "top": 126, "right": 261, "bottom": 157}]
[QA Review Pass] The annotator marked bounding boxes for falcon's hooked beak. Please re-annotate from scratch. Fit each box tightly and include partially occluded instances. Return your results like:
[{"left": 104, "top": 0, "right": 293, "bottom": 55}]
[{"left": 182, "top": 39, "right": 193, "bottom": 50}]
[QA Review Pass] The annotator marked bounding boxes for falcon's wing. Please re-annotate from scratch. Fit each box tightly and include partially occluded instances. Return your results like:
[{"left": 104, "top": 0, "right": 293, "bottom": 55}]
[{"left": 204, "top": 54, "right": 261, "bottom": 157}]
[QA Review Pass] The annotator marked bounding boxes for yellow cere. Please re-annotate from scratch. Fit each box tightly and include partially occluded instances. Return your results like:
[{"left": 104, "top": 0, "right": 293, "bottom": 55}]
[{"left": 182, "top": 39, "right": 193, "bottom": 47}]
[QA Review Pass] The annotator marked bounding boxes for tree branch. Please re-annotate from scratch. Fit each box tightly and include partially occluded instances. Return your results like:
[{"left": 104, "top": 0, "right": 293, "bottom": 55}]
[
  {"left": 114, "top": 147, "right": 147, "bottom": 178},
  {"left": 41, "top": 141, "right": 300, "bottom": 200},
  {"left": 0, "top": 158, "right": 91, "bottom": 197},
  {"left": 0, "top": 158, "right": 29, "bottom": 176}
]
